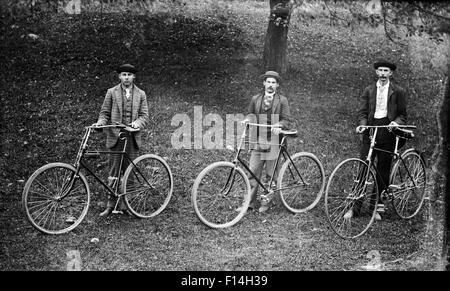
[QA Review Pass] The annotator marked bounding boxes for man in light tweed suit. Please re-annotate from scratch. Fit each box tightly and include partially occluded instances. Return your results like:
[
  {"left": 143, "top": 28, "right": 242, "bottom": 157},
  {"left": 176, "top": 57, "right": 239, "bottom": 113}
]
[
  {"left": 241, "top": 71, "right": 294, "bottom": 213},
  {"left": 93, "top": 63, "right": 149, "bottom": 217}
]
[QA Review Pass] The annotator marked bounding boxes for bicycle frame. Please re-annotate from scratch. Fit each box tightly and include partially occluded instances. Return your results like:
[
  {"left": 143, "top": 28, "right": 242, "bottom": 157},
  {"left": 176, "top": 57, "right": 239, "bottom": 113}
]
[
  {"left": 60, "top": 125, "right": 144, "bottom": 200},
  {"left": 226, "top": 123, "right": 304, "bottom": 195},
  {"left": 362, "top": 126, "right": 418, "bottom": 197}
]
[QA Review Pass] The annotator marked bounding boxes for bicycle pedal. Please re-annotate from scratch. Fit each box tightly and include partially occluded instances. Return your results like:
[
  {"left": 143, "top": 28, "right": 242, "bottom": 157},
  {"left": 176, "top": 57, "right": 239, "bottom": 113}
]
[
  {"left": 389, "top": 184, "right": 400, "bottom": 190},
  {"left": 260, "top": 195, "right": 269, "bottom": 203},
  {"left": 112, "top": 210, "right": 123, "bottom": 214},
  {"left": 260, "top": 192, "right": 274, "bottom": 203},
  {"left": 65, "top": 216, "right": 76, "bottom": 224}
]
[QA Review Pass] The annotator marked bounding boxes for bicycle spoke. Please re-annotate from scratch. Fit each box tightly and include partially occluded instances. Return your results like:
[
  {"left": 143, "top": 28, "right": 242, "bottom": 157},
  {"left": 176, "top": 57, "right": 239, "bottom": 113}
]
[
  {"left": 23, "top": 163, "right": 90, "bottom": 234},
  {"left": 128, "top": 190, "right": 147, "bottom": 213},
  {"left": 123, "top": 155, "right": 173, "bottom": 218},
  {"left": 29, "top": 199, "right": 55, "bottom": 221},
  {"left": 325, "top": 158, "right": 377, "bottom": 239},
  {"left": 36, "top": 201, "right": 58, "bottom": 230},
  {"left": 33, "top": 178, "right": 56, "bottom": 198},
  {"left": 27, "top": 198, "right": 54, "bottom": 212},
  {"left": 279, "top": 153, "right": 325, "bottom": 213},
  {"left": 391, "top": 151, "right": 426, "bottom": 219},
  {"left": 192, "top": 162, "right": 249, "bottom": 228}
]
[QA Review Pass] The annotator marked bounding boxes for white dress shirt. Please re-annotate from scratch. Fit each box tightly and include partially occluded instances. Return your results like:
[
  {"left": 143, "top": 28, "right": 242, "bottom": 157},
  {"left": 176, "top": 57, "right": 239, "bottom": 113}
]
[
  {"left": 374, "top": 80, "right": 389, "bottom": 119},
  {"left": 263, "top": 92, "right": 275, "bottom": 111}
]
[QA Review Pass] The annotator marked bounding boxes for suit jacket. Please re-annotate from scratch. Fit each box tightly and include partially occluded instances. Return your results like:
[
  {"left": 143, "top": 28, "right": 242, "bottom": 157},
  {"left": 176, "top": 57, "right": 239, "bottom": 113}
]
[
  {"left": 96, "top": 84, "right": 149, "bottom": 149},
  {"left": 358, "top": 82, "right": 407, "bottom": 126},
  {"left": 247, "top": 92, "right": 294, "bottom": 129},
  {"left": 246, "top": 92, "right": 295, "bottom": 150}
]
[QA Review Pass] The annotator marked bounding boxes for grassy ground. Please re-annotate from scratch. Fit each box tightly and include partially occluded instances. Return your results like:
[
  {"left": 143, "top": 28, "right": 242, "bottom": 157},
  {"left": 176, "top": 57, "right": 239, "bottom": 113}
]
[{"left": 0, "top": 0, "right": 445, "bottom": 271}]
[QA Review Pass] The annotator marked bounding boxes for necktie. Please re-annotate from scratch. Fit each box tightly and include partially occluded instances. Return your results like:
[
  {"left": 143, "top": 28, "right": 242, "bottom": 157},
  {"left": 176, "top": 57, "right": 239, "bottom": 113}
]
[{"left": 263, "top": 95, "right": 273, "bottom": 111}]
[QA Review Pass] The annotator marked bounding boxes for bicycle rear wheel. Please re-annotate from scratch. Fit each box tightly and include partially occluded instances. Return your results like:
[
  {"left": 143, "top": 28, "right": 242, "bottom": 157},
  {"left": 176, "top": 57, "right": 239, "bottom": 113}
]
[
  {"left": 390, "top": 149, "right": 427, "bottom": 219},
  {"left": 122, "top": 154, "right": 173, "bottom": 218},
  {"left": 278, "top": 152, "right": 325, "bottom": 213},
  {"left": 22, "top": 162, "right": 90, "bottom": 234},
  {"left": 325, "top": 158, "right": 378, "bottom": 239},
  {"left": 192, "top": 161, "right": 250, "bottom": 228}
]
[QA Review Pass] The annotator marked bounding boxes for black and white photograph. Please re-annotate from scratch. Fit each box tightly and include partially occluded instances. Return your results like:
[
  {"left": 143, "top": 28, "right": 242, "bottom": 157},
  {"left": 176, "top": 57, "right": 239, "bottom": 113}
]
[{"left": 1, "top": 0, "right": 450, "bottom": 277}]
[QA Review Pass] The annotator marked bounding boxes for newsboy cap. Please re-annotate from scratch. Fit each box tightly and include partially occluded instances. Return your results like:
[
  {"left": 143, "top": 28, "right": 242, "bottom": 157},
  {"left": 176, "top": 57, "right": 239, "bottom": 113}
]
[
  {"left": 116, "top": 63, "right": 137, "bottom": 74},
  {"left": 373, "top": 60, "right": 396, "bottom": 71},
  {"left": 259, "top": 71, "right": 282, "bottom": 83}
]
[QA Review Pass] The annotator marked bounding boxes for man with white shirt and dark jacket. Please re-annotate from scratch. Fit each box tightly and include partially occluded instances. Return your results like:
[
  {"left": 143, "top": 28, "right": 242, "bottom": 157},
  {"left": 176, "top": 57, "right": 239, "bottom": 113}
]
[{"left": 345, "top": 59, "right": 407, "bottom": 221}]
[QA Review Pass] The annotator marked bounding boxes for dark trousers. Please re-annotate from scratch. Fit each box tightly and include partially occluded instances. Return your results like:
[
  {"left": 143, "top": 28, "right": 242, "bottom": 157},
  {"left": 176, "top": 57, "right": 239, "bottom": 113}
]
[
  {"left": 108, "top": 136, "right": 139, "bottom": 179},
  {"left": 359, "top": 117, "right": 396, "bottom": 203},
  {"left": 248, "top": 149, "right": 279, "bottom": 205},
  {"left": 106, "top": 133, "right": 139, "bottom": 208}
]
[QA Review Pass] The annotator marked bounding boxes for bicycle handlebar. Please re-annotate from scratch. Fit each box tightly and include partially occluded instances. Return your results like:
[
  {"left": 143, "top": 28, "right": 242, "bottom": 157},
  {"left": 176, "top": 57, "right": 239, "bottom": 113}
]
[
  {"left": 88, "top": 124, "right": 125, "bottom": 129},
  {"left": 243, "top": 122, "right": 297, "bottom": 136},
  {"left": 357, "top": 124, "right": 415, "bottom": 139},
  {"left": 279, "top": 129, "right": 298, "bottom": 136},
  {"left": 245, "top": 122, "right": 282, "bottom": 128},
  {"left": 357, "top": 124, "right": 416, "bottom": 130},
  {"left": 88, "top": 123, "right": 140, "bottom": 132}
]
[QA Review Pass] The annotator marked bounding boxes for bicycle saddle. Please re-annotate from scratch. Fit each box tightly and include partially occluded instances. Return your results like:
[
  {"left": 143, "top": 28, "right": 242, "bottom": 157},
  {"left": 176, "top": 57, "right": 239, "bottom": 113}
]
[
  {"left": 392, "top": 127, "right": 414, "bottom": 139},
  {"left": 281, "top": 130, "right": 298, "bottom": 137}
]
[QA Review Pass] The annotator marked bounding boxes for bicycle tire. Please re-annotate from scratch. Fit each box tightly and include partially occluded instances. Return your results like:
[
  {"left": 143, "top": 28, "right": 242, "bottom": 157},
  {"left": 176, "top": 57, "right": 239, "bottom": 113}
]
[
  {"left": 278, "top": 152, "right": 325, "bottom": 213},
  {"left": 192, "top": 161, "right": 250, "bottom": 228},
  {"left": 122, "top": 154, "right": 173, "bottom": 218},
  {"left": 325, "top": 158, "right": 378, "bottom": 239},
  {"left": 22, "top": 162, "right": 90, "bottom": 235},
  {"left": 390, "top": 149, "right": 427, "bottom": 219}
]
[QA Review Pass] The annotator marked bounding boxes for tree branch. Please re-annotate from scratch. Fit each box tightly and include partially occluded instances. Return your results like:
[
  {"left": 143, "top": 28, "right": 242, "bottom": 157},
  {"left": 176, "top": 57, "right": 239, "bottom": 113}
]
[
  {"left": 432, "top": 22, "right": 450, "bottom": 34},
  {"left": 381, "top": 0, "right": 406, "bottom": 46},
  {"left": 410, "top": 2, "right": 450, "bottom": 22},
  {"left": 322, "top": 0, "right": 351, "bottom": 26}
]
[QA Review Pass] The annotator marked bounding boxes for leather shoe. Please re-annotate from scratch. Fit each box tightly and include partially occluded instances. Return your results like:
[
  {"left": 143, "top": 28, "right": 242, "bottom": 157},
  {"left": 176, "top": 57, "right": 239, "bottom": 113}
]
[
  {"left": 343, "top": 209, "right": 354, "bottom": 220},
  {"left": 114, "top": 209, "right": 132, "bottom": 216},
  {"left": 99, "top": 207, "right": 113, "bottom": 217},
  {"left": 258, "top": 204, "right": 270, "bottom": 213},
  {"left": 236, "top": 202, "right": 256, "bottom": 213},
  {"left": 258, "top": 199, "right": 271, "bottom": 213},
  {"left": 374, "top": 212, "right": 382, "bottom": 221}
]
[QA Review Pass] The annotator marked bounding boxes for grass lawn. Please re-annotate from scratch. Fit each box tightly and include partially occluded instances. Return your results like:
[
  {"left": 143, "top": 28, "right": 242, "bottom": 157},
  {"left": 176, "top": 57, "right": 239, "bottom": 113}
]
[{"left": 0, "top": 0, "right": 445, "bottom": 271}]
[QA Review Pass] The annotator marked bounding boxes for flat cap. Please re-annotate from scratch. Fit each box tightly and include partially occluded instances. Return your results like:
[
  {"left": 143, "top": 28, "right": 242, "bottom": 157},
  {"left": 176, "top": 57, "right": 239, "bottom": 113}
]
[
  {"left": 116, "top": 63, "right": 137, "bottom": 74},
  {"left": 373, "top": 60, "right": 396, "bottom": 71}
]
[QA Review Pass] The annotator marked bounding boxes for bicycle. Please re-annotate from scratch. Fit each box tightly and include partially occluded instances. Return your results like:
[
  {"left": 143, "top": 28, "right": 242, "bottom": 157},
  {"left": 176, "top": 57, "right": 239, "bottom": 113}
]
[
  {"left": 191, "top": 122, "right": 325, "bottom": 228},
  {"left": 22, "top": 124, "right": 173, "bottom": 235},
  {"left": 324, "top": 124, "right": 427, "bottom": 239}
]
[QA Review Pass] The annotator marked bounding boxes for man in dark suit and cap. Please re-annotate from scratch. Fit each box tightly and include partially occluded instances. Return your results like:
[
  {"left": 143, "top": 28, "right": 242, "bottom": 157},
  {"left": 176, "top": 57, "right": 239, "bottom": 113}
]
[
  {"left": 93, "top": 63, "right": 149, "bottom": 217},
  {"left": 344, "top": 59, "right": 407, "bottom": 221}
]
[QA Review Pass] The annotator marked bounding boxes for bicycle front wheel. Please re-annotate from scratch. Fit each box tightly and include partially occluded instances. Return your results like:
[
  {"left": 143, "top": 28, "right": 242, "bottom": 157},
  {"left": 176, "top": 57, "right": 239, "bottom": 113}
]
[
  {"left": 22, "top": 162, "right": 90, "bottom": 235},
  {"left": 192, "top": 161, "right": 250, "bottom": 228},
  {"left": 390, "top": 149, "right": 427, "bottom": 219},
  {"left": 325, "top": 158, "right": 378, "bottom": 239},
  {"left": 278, "top": 152, "right": 325, "bottom": 213},
  {"left": 122, "top": 154, "right": 173, "bottom": 218}
]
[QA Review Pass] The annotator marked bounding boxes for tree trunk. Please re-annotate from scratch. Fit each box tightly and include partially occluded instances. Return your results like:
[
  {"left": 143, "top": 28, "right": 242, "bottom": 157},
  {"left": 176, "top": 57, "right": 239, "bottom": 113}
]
[
  {"left": 262, "top": 0, "right": 293, "bottom": 74},
  {"left": 432, "top": 24, "right": 450, "bottom": 271},
  {"left": 442, "top": 65, "right": 450, "bottom": 270}
]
